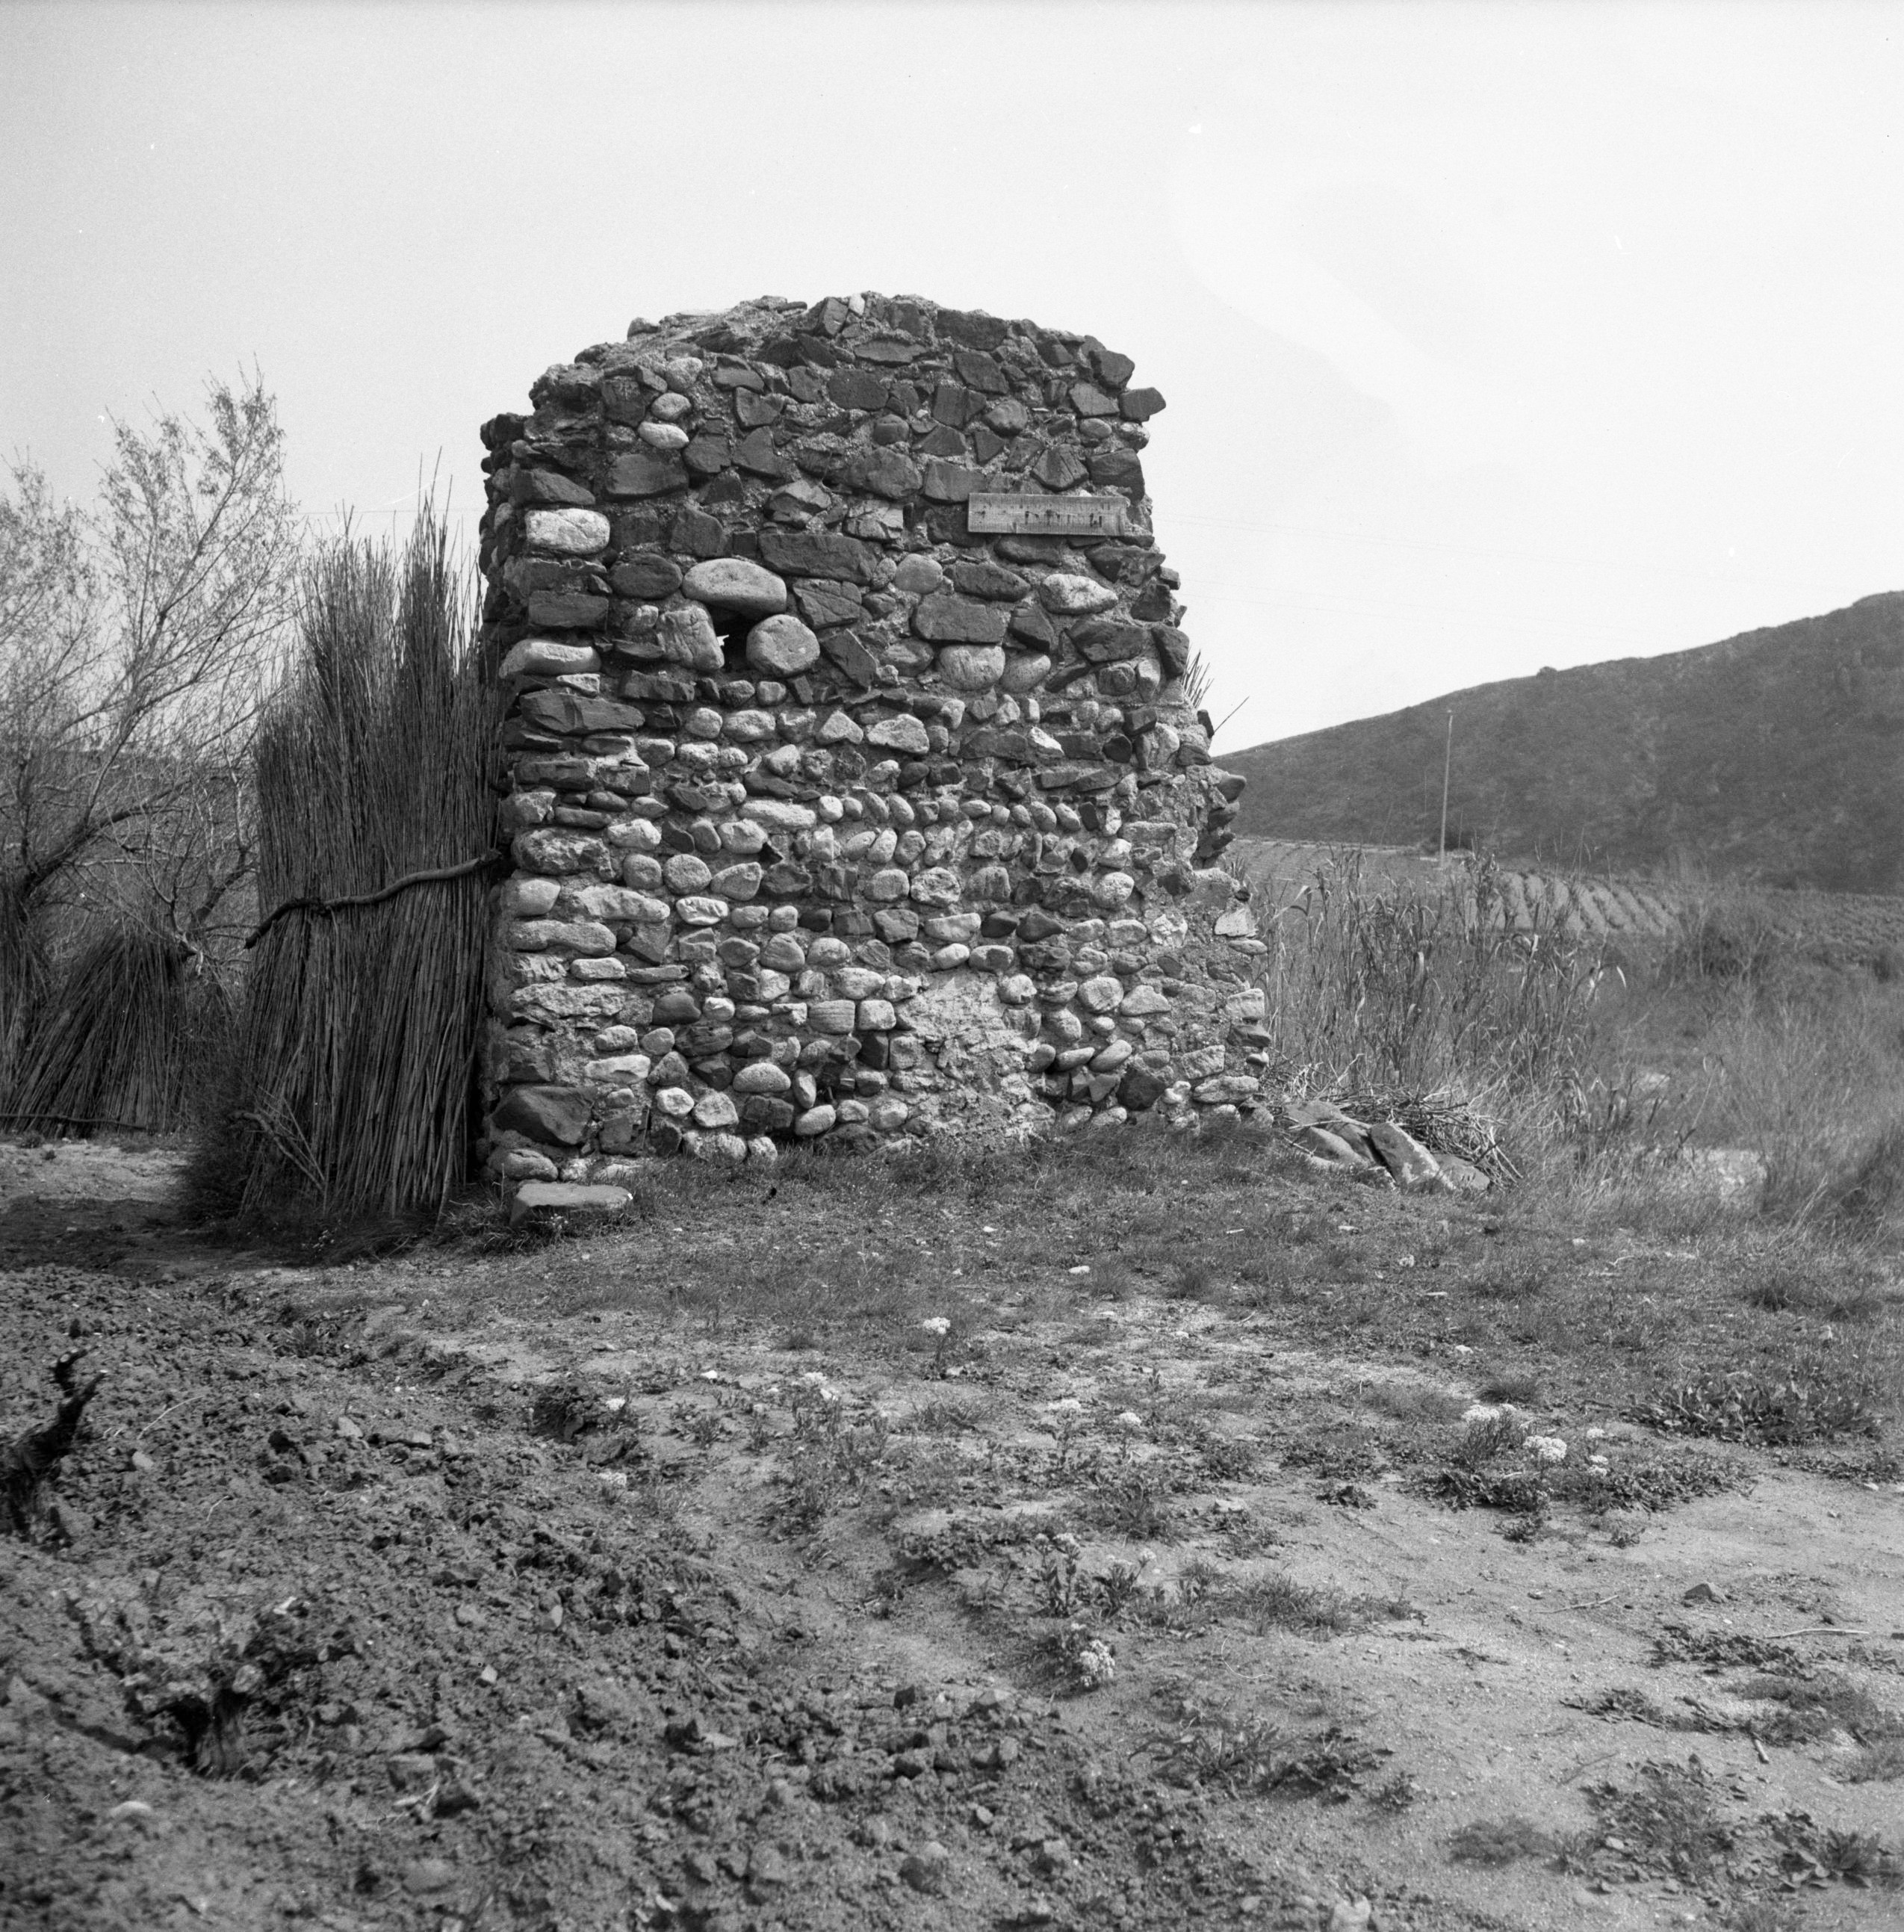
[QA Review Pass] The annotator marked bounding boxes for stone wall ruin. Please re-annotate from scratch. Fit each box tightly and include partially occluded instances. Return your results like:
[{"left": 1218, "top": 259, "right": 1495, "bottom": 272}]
[{"left": 476, "top": 294, "right": 1259, "bottom": 1187}]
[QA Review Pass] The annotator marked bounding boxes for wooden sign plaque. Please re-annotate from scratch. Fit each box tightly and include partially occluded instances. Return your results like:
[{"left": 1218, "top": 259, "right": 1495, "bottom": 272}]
[{"left": 967, "top": 492, "right": 1128, "bottom": 538}]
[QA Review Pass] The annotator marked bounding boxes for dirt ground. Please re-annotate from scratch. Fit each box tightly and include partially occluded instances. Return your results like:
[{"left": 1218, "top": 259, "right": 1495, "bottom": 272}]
[{"left": 4, "top": 1139, "right": 1903, "bottom": 1932}]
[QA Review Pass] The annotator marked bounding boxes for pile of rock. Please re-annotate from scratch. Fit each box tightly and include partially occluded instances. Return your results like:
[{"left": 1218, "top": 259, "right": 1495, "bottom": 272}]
[{"left": 477, "top": 294, "right": 1262, "bottom": 1192}]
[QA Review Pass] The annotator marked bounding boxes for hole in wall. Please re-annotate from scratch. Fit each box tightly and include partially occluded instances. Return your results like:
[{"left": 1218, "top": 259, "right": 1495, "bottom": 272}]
[{"left": 708, "top": 607, "right": 751, "bottom": 675}]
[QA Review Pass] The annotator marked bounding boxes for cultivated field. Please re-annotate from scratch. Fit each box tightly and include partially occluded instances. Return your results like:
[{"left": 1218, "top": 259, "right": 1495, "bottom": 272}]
[{"left": 1233, "top": 840, "right": 1904, "bottom": 965}]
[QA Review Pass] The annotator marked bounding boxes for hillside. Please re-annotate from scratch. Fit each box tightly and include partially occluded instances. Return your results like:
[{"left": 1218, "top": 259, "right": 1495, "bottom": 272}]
[{"left": 1225, "top": 591, "right": 1904, "bottom": 895}]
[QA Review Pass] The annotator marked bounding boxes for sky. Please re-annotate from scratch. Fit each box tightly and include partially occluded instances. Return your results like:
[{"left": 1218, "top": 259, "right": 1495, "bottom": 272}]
[{"left": 4, "top": 1, "right": 1902, "bottom": 755}]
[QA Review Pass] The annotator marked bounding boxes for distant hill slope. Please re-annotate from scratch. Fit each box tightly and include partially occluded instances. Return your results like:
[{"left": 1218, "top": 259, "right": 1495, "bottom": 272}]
[{"left": 1225, "top": 592, "right": 1904, "bottom": 896}]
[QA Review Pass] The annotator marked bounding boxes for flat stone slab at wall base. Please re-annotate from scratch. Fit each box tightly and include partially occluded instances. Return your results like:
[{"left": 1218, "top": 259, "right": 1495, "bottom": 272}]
[{"left": 507, "top": 1180, "right": 634, "bottom": 1226}]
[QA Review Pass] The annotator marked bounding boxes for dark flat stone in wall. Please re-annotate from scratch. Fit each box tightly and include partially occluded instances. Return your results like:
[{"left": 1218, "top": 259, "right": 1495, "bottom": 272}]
[
  {"left": 491, "top": 1084, "right": 592, "bottom": 1146},
  {"left": 519, "top": 690, "right": 649, "bottom": 735},
  {"left": 950, "top": 560, "right": 1029, "bottom": 601},
  {"left": 828, "top": 368, "right": 890, "bottom": 410},
  {"left": 914, "top": 425, "right": 968, "bottom": 459},
  {"left": 940, "top": 311, "right": 1011, "bottom": 351},
  {"left": 758, "top": 528, "right": 875, "bottom": 583},
  {"left": 1030, "top": 447, "right": 1088, "bottom": 490},
  {"left": 513, "top": 468, "right": 596, "bottom": 505},
  {"left": 842, "top": 447, "right": 922, "bottom": 501},
  {"left": 914, "top": 592, "right": 1008, "bottom": 645},
  {"left": 671, "top": 508, "right": 729, "bottom": 558},
  {"left": 611, "top": 556, "right": 684, "bottom": 599},
  {"left": 607, "top": 453, "right": 690, "bottom": 498},
  {"left": 683, "top": 437, "right": 733, "bottom": 478}
]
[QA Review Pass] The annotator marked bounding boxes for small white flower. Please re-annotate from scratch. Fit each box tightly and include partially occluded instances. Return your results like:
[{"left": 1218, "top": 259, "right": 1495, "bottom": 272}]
[
  {"left": 1463, "top": 1402, "right": 1514, "bottom": 1423},
  {"left": 1074, "top": 1639, "right": 1117, "bottom": 1688},
  {"left": 1067, "top": 1265, "right": 1092, "bottom": 1276},
  {"left": 1527, "top": 1434, "right": 1568, "bottom": 1464},
  {"left": 1114, "top": 1411, "right": 1144, "bottom": 1432},
  {"left": 1049, "top": 1397, "right": 1085, "bottom": 1417},
  {"left": 700, "top": 1369, "right": 721, "bottom": 1382},
  {"left": 920, "top": 1316, "right": 952, "bottom": 1337},
  {"left": 1588, "top": 1454, "right": 1610, "bottom": 1469},
  {"left": 799, "top": 1371, "right": 828, "bottom": 1385},
  {"left": 1584, "top": 1426, "right": 1607, "bottom": 1440},
  {"left": 602, "top": 1396, "right": 627, "bottom": 1413}
]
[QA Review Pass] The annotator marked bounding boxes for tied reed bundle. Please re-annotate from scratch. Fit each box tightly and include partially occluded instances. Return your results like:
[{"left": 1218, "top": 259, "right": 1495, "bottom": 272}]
[
  {"left": 221, "top": 506, "right": 497, "bottom": 1220},
  {"left": 4, "top": 924, "right": 226, "bottom": 1134}
]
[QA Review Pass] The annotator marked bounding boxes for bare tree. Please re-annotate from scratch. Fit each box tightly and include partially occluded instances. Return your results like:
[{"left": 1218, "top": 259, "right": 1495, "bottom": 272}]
[{"left": 0, "top": 374, "right": 300, "bottom": 1088}]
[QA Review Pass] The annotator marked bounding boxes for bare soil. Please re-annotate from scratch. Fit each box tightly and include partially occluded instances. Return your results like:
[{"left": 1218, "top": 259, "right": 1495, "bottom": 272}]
[{"left": 4, "top": 1139, "right": 1903, "bottom": 1932}]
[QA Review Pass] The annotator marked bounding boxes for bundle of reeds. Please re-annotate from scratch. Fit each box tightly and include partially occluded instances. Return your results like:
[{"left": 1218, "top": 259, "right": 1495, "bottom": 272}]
[
  {"left": 0, "top": 892, "right": 52, "bottom": 1109},
  {"left": 3, "top": 922, "right": 226, "bottom": 1134},
  {"left": 220, "top": 507, "right": 496, "bottom": 1221}
]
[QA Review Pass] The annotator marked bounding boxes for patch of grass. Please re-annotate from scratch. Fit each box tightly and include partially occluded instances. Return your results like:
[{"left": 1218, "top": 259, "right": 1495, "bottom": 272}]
[
  {"left": 1130, "top": 1561, "right": 1413, "bottom": 1641},
  {"left": 1277, "top": 1422, "right": 1392, "bottom": 1481},
  {"left": 1090, "top": 1466, "right": 1176, "bottom": 1541},
  {"left": 1649, "top": 1625, "right": 1807, "bottom": 1674},
  {"left": 1229, "top": 1571, "right": 1359, "bottom": 1636},
  {"left": 1166, "top": 1257, "right": 1221, "bottom": 1301},
  {"left": 1447, "top": 1815, "right": 1558, "bottom": 1865},
  {"left": 893, "top": 1511, "right": 1047, "bottom": 1577},
  {"left": 1784, "top": 1438, "right": 1904, "bottom": 1484},
  {"left": 1466, "top": 1260, "right": 1547, "bottom": 1302},
  {"left": 1567, "top": 1685, "right": 1713, "bottom": 1730},
  {"left": 778, "top": 1383, "right": 890, "bottom": 1531},
  {"left": 1770, "top": 1813, "right": 1904, "bottom": 1887},
  {"left": 1151, "top": 1685, "right": 1385, "bottom": 1801},
  {"left": 1723, "top": 1904, "right": 1802, "bottom": 1932},
  {"left": 1636, "top": 1365, "right": 1882, "bottom": 1445},
  {"left": 1575, "top": 1760, "right": 1733, "bottom": 1882},
  {"left": 1475, "top": 1370, "right": 1542, "bottom": 1405},
  {"left": 1737, "top": 1251, "right": 1894, "bottom": 1322},
  {"left": 1416, "top": 1464, "right": 1548, "bottom": 1513},
  {"left": 1190, "top": 1428, "right": 1258, "bottom": 1480},
  {"left": 1548, "top": 1449, "right": 1745, "bottom": 1514},
  {"left": 1736, "top": 1672, "right": 1904, "bottom": 1748},
  {"left": 908, "top": 1396, "right": 983, "bottom": 1435},
  {"left": 1845, "top": 1739, "right": 1904, "bottom": 1783},
  {"left": 1359, "top": 1381, "right": 1466, "bottom": 1425}
]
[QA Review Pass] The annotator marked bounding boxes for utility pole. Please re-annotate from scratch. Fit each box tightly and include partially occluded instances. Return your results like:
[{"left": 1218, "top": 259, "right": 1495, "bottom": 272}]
[{"left": 1438, "top": 711, "right": 1454, "bottom": 864}]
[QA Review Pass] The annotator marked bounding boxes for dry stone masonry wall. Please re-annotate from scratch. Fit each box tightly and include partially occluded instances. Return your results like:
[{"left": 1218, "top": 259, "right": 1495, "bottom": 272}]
[{"left": 475, "top": 294, "right": 1257, "bottom": 1188}]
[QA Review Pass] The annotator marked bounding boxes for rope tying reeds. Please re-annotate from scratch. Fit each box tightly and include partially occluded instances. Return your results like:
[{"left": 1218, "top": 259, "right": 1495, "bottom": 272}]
[{"left": 243, "top": 851, "right": 502, "bottom": 950}]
